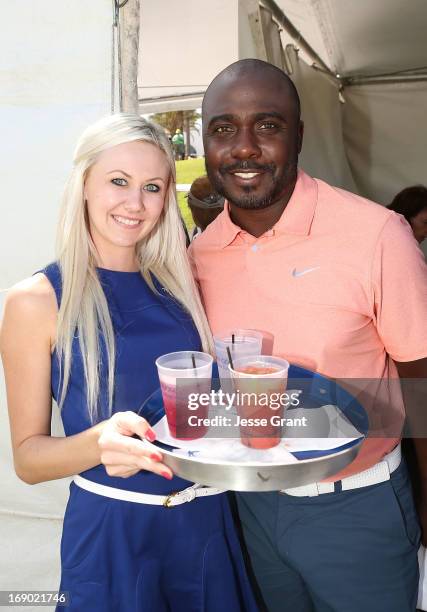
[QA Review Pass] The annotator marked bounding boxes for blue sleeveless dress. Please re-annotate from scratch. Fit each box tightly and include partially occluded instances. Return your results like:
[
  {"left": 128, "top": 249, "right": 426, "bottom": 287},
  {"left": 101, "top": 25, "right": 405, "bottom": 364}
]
[{"left": 42, "top": 263, "right": 257, "bottom": 612}]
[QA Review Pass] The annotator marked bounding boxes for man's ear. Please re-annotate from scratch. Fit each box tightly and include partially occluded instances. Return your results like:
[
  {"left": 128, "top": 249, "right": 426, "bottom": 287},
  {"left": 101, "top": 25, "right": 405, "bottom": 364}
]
[{"left": 298, "top": 121, "right": 304, "bottom": 154}]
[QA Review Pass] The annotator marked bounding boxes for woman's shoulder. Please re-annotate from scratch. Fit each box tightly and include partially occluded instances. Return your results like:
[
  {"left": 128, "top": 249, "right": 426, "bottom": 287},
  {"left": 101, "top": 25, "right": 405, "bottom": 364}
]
[
  {"left": 0, "top": 273, "right": 57, "bottom": 355},
  {"left": 2, "top": 273, "right": 58, "bottom": 327}
]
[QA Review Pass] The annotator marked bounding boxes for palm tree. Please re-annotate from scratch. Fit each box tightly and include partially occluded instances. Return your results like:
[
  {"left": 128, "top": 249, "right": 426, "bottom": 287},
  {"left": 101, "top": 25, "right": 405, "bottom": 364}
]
[
  {"left": 150, "top": 110, "right": 201, "bottom": 135},
  {"left": 150, "top": 110, "right": 201, "bottom": 157}
]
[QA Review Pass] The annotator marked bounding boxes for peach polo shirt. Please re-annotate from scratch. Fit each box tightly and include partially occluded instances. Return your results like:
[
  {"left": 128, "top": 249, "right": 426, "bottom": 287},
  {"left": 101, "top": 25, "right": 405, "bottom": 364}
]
[{"left": 189, "top": 170, "right": 427, "bottom": 479}]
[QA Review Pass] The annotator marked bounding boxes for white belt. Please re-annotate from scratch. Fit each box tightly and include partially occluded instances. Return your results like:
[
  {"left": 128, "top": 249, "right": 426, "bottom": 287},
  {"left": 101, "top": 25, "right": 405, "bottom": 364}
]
[
  {"left": 74, "top": 475, "right": 225, "bottom": 508},
  {"left": 281, "top": 443, "right": 402, "bottom": 497}
]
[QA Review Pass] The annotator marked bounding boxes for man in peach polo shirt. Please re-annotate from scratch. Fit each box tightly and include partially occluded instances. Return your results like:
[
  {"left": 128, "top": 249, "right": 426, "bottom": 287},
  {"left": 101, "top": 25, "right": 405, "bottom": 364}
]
[{"left": 190, "top": 59, "right": 427, "bottom": 611}]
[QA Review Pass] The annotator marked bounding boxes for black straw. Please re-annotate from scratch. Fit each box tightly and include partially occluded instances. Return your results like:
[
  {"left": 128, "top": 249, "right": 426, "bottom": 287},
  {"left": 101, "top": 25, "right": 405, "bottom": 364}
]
[
  {"left": 191, "top": 353, "right": 197, "bottom": 369},
  {"left": 226, "top": 346, "right": 235, "bottom": 371},
  {"left": 232, "top": 333, "right": 235, "bottom": 344}
]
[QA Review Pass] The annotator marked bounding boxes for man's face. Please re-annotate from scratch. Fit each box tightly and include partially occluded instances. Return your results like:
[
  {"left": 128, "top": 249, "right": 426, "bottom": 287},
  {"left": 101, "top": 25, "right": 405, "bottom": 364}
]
[{"left": 203, "top": 73, "right": 303, "bottom": 210}]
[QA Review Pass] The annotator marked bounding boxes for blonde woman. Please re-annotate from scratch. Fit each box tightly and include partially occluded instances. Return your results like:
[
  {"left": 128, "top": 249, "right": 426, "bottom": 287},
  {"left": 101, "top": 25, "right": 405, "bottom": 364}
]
[{"left": 0, "top": 115, "right": 257, "bottom": 611}]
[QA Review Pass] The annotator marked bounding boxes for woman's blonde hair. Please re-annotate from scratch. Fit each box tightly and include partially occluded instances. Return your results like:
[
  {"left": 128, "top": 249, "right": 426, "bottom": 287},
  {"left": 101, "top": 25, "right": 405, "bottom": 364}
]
[{"left": 56, "top": 113, "right": 213, "bottom": 422}]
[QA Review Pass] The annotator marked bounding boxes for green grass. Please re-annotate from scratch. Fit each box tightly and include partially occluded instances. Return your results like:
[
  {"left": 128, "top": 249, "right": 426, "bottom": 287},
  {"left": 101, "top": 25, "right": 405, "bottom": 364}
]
[
  {"left": 175, "top": 158, "right": 207, "bottom": 231},
  {"left": 176, "top": 158, "right": 206, "bottom": 183},
  {"left": 177, "top": 191, "right": 194, "bottom": 230}
]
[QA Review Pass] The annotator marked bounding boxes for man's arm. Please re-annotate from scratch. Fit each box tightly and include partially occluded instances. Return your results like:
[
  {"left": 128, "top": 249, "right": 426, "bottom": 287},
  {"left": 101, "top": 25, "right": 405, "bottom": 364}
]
[{"left": 395, "top": 357, "right": 427, "bottom": 545}]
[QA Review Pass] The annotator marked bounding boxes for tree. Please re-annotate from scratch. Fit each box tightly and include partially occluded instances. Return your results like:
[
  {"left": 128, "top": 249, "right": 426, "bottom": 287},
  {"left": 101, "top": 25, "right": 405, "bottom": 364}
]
[{"left": 150, "top": 110, "right": 201, "bottom": 137}]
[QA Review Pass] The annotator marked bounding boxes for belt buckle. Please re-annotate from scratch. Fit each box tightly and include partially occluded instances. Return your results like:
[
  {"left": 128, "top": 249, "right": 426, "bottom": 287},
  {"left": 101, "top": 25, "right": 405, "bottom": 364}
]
[{"left": 163, "top": 491, "right": 178, "bottom": 508}]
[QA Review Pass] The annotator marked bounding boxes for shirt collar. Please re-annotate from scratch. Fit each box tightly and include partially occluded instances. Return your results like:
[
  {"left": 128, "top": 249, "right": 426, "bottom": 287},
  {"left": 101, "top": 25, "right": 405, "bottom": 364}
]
[
  {"left": 272, "top": 169, "right": 318, "bottom": 236},
  {"left": 215, "top": 203, "right": 242, "bottom": 248},
  {"left": 216, "top": 169, "right": 318, "bottom": 248}
]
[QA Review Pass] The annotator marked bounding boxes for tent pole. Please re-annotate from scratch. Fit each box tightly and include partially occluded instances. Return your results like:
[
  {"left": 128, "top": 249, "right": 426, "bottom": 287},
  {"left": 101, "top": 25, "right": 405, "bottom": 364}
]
[
  {"left": 118, "top": 0, "right": 140, "bottom": 113},
  {"left": 343, "top": 74, "right": 427, "bottom": 87}
]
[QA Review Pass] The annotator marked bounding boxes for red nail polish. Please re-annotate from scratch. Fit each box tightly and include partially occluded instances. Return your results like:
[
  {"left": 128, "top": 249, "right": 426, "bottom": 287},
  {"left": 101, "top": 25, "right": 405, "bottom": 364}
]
[
  {"left": 161, "top": 470, "right": 172, "bottom": 480},
  {"left": 150, "top": 453, "right": 161, "bottom": 461},
  {"left": 145, "top": 429, "right": 156, "bottom": 442}
]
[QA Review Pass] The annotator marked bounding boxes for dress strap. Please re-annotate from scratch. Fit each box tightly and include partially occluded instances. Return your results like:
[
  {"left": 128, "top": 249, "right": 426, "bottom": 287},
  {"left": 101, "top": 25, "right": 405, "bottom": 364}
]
[{"left": 36, "top": 262, "right": 62, "bottom": 307}]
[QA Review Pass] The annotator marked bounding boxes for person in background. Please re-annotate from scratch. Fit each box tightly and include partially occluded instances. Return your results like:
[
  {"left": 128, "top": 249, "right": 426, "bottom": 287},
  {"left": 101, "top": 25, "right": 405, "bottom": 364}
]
[
  {"left": 187, "top": 175, "right": 225, "bottom": 240},
  {"left": 0, "top": 114, "right": 257, "bottom": 612},
  {"left": 172, "top": 128, "right": 185, "bottom": 160},
  {"left": 388, "top": 185, "right": 427, "bottom": 244}
]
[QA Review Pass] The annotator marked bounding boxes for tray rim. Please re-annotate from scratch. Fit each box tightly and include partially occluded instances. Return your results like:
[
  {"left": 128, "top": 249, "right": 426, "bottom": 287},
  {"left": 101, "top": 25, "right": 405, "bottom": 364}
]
[{"left": 144, "top": 435, "right": 364, "bottom": 469}]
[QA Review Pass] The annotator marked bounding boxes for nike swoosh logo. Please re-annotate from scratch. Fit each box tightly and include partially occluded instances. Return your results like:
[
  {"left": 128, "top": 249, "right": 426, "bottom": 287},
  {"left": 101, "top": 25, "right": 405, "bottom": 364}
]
[{"left": 292, "top": 266, "right": 320, "bottom": 278}]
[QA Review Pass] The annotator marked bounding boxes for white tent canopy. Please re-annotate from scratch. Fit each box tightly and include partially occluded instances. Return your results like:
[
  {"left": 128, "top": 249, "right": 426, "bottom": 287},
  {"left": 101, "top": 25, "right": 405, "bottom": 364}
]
[
  {"left": 138, "top": 0, "right": 238, "bottom": 112},
  {"left": 273, "top": 0, "right": 427, "bottom": 78}
]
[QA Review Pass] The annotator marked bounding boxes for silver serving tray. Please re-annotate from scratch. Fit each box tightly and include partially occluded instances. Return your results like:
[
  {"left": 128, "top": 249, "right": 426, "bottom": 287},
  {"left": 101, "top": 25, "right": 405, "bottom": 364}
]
[
  {"left": 140, "top": 366, "right": 367, "bottom": 492},
  {"left": 146, "top": 438, "right": 363, "bottom": 492}
]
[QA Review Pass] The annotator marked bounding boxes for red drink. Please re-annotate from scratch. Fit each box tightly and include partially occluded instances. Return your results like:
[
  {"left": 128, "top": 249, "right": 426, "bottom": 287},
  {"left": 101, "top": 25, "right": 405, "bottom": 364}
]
[
  {"left": 156, "top": 351, "right": 213, "bottom": 441},
  {"left": 160, "top": 379, "right": 209, "bottom": 440},
  {"left": 231, "top": 359, "right": 289, "bottom": 450}
]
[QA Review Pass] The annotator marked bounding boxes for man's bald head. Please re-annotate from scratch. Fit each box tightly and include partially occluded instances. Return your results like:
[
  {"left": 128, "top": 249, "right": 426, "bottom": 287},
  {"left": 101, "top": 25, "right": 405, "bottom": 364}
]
[
  {"left": 202, "top": 59, "right": 301, "bottom": 122},
  {"left": 201, "top": 58, "right": 304, "bottom": 218}
]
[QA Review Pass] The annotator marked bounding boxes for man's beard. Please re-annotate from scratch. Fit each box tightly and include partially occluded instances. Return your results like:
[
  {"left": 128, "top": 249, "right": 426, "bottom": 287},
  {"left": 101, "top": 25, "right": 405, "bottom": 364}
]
[{"left": 205, "top": 159, "right": 297, "bottom": 210}]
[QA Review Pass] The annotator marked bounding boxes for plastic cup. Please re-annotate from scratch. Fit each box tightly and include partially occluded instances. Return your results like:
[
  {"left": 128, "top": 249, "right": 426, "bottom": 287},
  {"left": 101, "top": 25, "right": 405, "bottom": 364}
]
[
  {"left": 156, "top": 351, "right": 213, "bottom": 439},
  {"left": 229, "top": 355, "right": 290, "bottom": 449},
  {"left": 213, "top": 329, "right": 263, "bottom": 392}
]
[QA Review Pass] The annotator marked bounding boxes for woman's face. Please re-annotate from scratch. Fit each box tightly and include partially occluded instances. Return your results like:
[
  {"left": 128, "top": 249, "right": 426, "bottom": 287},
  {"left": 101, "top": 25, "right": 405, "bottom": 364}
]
[
  {"left": 410, "top": 208, "right": 427, "bottom": 243},
  {"left": 84, "top": 140, "right": 170, "bottom": 268}
]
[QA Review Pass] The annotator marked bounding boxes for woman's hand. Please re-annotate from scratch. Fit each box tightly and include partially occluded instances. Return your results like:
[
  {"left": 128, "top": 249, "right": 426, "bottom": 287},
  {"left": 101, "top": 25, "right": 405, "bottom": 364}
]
[{"left": 98, "top": 411, "right": 173, "bottom": 480}]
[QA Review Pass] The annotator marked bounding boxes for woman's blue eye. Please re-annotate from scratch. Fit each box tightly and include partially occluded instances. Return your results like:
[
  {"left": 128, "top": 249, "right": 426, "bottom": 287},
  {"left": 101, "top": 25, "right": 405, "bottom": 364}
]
[
  {"left": 111, "top": 178, "right": 127, "bottom": 186},
  {"left": 144, "top": 184, "right": 160, "bottom": 192}
]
